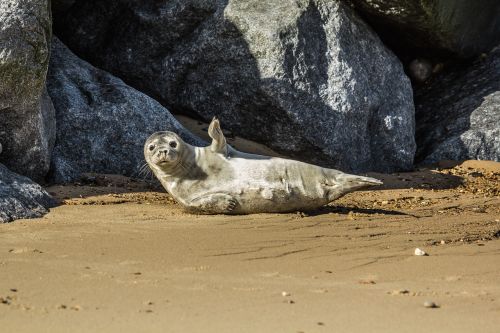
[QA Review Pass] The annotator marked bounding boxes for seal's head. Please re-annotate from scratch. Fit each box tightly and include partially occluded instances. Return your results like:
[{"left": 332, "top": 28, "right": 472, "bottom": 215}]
[{"left": 144, "top": 131, "right": 185, "bottom": 174}]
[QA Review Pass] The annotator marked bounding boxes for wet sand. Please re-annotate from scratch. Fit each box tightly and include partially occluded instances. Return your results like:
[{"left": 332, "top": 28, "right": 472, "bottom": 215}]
[{"left": 0, "top": 158, "right": 499, "bottom": 332}]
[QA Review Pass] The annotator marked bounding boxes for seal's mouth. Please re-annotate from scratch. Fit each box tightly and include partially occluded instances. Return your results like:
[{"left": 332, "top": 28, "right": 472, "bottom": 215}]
[{"left": 152, "top": 150, "right": 178, "bottom": 166}]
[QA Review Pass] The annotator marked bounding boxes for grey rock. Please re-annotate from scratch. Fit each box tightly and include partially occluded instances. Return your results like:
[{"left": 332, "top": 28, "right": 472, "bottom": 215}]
[
  {"left": 0, "top": 163, "right": 55, "bottom": 223},
  {"left": 415, "top": 46, "right": 500, "bottom": 163},
  {"left": 54, "top": 0, "right": 415, "bottom": 173},
  {"left": 47, "top": 37, "right": 204, "bottom": 183},
  {"left": 0, "top": 0, "right": 56, "bottom": 181},
  {"left": 347, "top": 0, "right": 500, "bottom": 59}
]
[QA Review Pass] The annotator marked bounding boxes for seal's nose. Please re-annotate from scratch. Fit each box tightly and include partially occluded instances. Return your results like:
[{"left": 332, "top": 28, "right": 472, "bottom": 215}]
[{"left": 158, "top": 149, "right": 169, "bottom": 156}]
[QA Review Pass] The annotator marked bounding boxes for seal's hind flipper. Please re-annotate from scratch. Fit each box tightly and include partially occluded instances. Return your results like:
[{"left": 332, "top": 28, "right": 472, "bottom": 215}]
[
  {"left": 323, "top": 174, "right": 383, "bottom": 201},
  {"left": 208, "top": 117, "right": 228, "bottom": 156}
]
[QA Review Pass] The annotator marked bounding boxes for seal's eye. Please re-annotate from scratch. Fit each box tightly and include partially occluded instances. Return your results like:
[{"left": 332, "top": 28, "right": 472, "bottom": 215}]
[
  {"left": 148, "top": 144, "right": 155, "bottom": 151},
  {"left": 169, "top": 141, "right": 177, "bottom": 148}
]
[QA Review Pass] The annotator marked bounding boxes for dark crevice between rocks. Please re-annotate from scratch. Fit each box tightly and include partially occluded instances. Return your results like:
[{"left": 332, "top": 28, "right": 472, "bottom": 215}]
[{"left": 414, "top": 47, "right": 500, "bottom": 164}]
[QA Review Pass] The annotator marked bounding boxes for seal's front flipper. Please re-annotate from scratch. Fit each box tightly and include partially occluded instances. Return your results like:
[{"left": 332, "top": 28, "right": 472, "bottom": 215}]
[
  {"left": 208, "top": 117, "right": 228, "bottom": 156},
  {"left": 186, "top": 193, "right": 238, "bottom": 214}
]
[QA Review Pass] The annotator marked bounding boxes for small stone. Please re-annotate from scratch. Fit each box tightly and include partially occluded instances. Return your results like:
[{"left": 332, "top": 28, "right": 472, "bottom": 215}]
[
  {"left": 359, "top": 279, "right": 376, "bottom": 285},
  {"left": 471, "top": 207, "right": 486, "bottom": 213},
  {"left": 440, "top": 240, "right": 445, "bottom": 245},
  {"left": 414, "top": 248, "right": 428, "bottom": 256},
  {"left": 389, "top": 289, "right": 410, "bottom": 295},
  {"left": 281, "top": 291, "right": 291, "bottom": 297},
  {"left": 423, "top": 301, "right": 439, "bottom": 308},
  {"left": 0, "top": 297, "right": 11, "bottom": 305}
]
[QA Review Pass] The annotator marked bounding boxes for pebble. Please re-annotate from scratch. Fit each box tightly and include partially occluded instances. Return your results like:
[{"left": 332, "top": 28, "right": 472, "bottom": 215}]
[
  {"left": 281, "top": 291, "right": 291, "bottom": 297},
  {"left": 389, "top": 289, "right": 410, "bottom": 295},
  {"left": 423, "top": 301, "right": 439, "bottom": 308},
  {"left": 471, "top": 207, "right": 486, "bottom": 213},
  {"left": 0, "top": 296, "right": 12, "bottom": 305},
  {"left": 359, "top": 279, "right": 376, "bottom": 285},
  {"left": 414, "top": 248, "right": 428, "bottom": 256}
]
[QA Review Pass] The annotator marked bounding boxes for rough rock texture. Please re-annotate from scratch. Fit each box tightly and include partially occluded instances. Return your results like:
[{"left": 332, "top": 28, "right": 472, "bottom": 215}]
[
  {"left": 47, "top": 38, "right": 204, "bottom": 183},
  {"left": 0, "top": 163, "right": 55, "bottom": 223},
  {"left": 415, "top": 46, "right": 500, "bottom": 164},
  {"left": 347, "top": 0, "right": 500, "bottom": 59},
  {"left": 54, "top": 0, "right": 415, "bottom": 173},
  {"left": 0, "top": 0, "right": 56, "bottom": 180}
]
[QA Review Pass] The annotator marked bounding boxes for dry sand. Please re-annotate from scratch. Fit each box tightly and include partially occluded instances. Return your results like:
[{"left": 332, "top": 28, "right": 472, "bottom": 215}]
[{"left": 0, "top": 149, "right": 499, "bottom": 332}]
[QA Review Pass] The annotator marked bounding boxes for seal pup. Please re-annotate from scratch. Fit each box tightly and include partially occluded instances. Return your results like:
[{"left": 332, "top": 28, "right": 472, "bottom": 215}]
[{"left": 144, "top": 118, "right": 382, "bottom": 214}]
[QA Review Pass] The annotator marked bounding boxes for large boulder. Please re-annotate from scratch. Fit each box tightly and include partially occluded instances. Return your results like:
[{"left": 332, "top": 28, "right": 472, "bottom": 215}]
[
  {"left": 47, "top": 38, "right": 204, "bottom": 183},
  {"left": 0, "top": 0, "right": 56, "bottom": 181},
  {"left": 346, "top": 0, "right": 500, "bottom": 59},
  {"left": 0, "top": 163, "right": 55, "bottom": 223},
  {"left": 415, "top": 46, "right": 500, "bottom": 163},
  {"left": 54, "top": 0, "right": 415, "bottom": 173}
]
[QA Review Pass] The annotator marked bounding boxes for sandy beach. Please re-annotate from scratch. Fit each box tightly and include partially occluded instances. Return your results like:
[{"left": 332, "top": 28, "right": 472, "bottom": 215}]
[{"left": 0, "top": 157, "right": 499, "bottom": 332}]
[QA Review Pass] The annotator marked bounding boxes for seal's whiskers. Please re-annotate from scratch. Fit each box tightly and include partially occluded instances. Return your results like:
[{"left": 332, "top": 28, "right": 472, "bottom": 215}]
[{"left": 137, "top": 162, "right": 153, "bottom": 180}]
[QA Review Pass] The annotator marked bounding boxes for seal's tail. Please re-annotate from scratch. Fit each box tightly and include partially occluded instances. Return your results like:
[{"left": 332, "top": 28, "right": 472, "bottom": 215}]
[
  {"left": 340, "top": 174, "right": 383, "bottom": 188},
  {"left": 327, "top": 174, "right": 383, "bottom": 201}
]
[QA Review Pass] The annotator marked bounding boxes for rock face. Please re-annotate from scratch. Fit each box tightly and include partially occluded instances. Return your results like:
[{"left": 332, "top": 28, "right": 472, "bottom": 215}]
[
  {"left": 54, "top": 0, "right": 415, "bottom": 173},
  {"left": 0, "top": 0, "right": 56, "bottom": 181},
  {"left": 0, "top": 163, "right": 55, "bottom": 223},
  {"left": 347, "top": 0, "right": 500, "bottom": 59},
  {"left": 415, "top": 46, "right": 500, "bottom": 164},
  {"left": 47, "top": 38, "right": 204, "bottom": 183}
]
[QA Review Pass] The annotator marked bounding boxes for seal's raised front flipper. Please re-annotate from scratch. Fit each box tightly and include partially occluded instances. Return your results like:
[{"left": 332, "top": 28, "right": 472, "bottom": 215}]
[
  {"left": 323, "top": 174, "right": 383, "bottom": 201},
  {"left": 208, "top": 117, "right": 228, "bottom": 156},
  {"left": 186, "top": 193, "right": 238, "bottom": 214}
]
